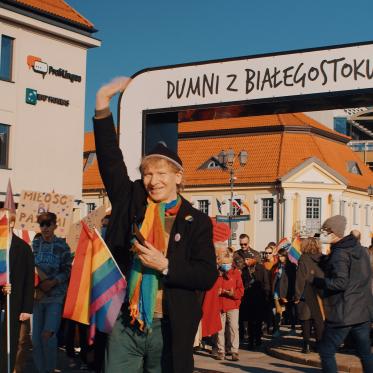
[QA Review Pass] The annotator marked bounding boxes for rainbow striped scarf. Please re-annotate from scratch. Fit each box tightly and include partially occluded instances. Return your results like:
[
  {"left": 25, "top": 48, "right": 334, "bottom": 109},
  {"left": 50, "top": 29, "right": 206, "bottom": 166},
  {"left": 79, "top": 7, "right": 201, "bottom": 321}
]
[{"left": 128, "top": 196, "right": 181, "bottom": 330}]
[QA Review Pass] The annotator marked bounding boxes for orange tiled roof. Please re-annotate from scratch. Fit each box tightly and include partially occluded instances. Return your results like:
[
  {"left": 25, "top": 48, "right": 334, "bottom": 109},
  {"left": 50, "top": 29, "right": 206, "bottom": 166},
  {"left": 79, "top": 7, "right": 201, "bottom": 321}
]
[
  {"left": 83, "top": 113, "right": 373, "bottom": 192},
  {"left": 84, "top": 132, "right": 95, "bottom": 152},
  {"left": 179, "top": 112, "right": 350, "bottom": 141},
  {"left": 9, "top": 0, "right": 94, "bottom": 29}
]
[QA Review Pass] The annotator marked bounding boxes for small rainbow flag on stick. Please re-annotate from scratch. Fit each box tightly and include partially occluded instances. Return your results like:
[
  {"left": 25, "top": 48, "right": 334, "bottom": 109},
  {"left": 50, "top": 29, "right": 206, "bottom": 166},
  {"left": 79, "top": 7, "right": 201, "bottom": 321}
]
[
  {"left": 63, "top": 222, "right": 126, "bottom": 344},
  {"left": 288, "top": 235, "right": 302, "bottom": 265},
  {"left": 0, "top": 211, "right": 10, "bottom": 286}
]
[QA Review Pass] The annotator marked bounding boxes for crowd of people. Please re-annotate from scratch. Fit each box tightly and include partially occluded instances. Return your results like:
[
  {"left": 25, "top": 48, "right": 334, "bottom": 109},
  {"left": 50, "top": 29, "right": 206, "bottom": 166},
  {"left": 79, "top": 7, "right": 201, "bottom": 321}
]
[
  {"left": 0, "top": 77, "right": 373, "bottom": 373},
  {"left": 197, "top": 216, "right": 373, "bottom": 373}
]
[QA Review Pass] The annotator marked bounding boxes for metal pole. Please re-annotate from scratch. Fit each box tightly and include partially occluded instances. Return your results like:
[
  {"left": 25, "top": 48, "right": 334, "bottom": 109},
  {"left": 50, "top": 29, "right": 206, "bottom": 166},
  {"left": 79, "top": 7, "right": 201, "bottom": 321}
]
[{"left": 228, "top": 167, "right": 234, "bottom": 247}]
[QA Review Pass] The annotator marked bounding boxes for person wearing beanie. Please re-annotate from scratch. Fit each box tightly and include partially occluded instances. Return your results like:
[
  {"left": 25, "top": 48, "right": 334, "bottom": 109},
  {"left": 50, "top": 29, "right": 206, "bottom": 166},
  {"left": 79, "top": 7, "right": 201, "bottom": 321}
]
[
  {"left": 94, "top": 77, "right": 218, "bottom": 373},
  {"left": 313, "top": 215, "right": 373, "bottom": 373}
]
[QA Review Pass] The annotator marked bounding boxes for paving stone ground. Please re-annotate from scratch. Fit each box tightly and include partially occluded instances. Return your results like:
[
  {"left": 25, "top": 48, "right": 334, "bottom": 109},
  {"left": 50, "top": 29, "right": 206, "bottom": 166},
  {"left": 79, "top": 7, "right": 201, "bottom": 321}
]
[{"left": 21, "top": 326, "right": 370, "bottom": 372}]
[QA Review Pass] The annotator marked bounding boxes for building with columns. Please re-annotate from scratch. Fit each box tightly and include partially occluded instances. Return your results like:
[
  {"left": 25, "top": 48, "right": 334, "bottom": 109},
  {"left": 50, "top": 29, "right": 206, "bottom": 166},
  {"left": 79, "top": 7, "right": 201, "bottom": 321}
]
[{"left": 83, "top": 111, "right": 373, "bottom": 250}]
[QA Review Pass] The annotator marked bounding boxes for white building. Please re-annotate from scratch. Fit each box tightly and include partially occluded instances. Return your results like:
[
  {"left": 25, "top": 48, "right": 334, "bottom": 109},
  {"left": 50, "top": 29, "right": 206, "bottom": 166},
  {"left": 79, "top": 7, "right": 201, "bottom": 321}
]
[{"left": 0, "top": 0, "right": 100, "bottom": 204}]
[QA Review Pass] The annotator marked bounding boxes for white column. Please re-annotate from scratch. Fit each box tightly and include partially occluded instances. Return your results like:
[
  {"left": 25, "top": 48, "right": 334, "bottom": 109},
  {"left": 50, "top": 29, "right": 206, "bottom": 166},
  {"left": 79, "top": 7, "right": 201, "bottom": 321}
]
[
  {"left": 331, "top": 193, "right": 341, "bottom": 216},
  {"left": 283, "top": 191, "right": 294, "bottom": 240}
]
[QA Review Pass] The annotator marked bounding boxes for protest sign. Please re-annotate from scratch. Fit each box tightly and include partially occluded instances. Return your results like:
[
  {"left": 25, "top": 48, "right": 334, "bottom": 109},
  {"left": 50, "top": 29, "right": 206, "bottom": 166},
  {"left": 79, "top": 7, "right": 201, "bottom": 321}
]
[
  {"left": 66, "top": 205, "right": 109, "bottom": 252},
  {"left": 15, "top": 190, "right": 74, "bottom": 237}
]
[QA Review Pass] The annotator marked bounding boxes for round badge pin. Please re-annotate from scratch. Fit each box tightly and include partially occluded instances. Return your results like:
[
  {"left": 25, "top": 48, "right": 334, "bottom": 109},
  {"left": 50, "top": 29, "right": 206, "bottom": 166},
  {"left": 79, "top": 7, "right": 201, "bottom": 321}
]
[{"left": 175, "top": 233, "right": 181, "bottom": 242}]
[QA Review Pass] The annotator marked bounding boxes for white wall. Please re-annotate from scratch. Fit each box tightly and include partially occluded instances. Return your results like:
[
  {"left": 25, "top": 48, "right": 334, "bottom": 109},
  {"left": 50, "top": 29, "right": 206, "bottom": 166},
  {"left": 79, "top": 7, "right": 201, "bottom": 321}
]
[{"left": 0, "top": 16, "right": 94, "bottom": 201}]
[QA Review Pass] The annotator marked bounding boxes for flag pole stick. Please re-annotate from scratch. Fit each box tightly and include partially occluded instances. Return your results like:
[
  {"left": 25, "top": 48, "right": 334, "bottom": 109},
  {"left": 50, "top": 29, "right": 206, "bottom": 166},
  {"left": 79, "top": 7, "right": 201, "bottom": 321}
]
[
  {"left": 93, "top": 228, "right": 126, "bottom": 280},
  {"left": 5, "top": 212, "right": 11, "bottom": 373}
]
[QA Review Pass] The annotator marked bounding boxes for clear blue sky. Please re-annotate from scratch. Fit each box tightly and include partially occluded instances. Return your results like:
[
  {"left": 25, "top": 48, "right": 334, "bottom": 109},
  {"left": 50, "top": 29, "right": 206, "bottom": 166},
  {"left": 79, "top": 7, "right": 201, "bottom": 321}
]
[{"left": 66, "top": 0, "right": 373, "bottom": 131}]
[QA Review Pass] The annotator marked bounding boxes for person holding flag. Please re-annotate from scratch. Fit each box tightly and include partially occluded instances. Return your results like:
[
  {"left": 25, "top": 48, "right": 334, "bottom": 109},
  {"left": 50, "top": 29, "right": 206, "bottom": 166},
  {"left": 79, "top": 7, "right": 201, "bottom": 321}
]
[
  {"left": 93, "top": 77, "right": 218, "bottom": 373},
  {"left": 31, "top": 211, "right": 72, "bottom": 373},
  {"left": 0, "top": 209, "right": 34, "bottom": 373}
]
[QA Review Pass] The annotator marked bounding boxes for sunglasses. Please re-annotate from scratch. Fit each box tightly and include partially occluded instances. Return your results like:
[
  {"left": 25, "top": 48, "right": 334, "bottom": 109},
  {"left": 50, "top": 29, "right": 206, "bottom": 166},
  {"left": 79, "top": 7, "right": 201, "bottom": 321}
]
[
  {"left": 264, "top": 252, "right": 273, "bottom": 255},
  {"left": 39, "top": 220, "right": 53, "bottom": 228},
  {"left": 240, "top": 243, "right": 249, "bottom": 247}
]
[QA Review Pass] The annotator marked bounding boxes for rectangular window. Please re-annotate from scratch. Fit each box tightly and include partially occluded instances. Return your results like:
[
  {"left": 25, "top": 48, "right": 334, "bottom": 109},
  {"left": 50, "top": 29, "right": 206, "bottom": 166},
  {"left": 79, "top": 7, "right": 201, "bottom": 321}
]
[
  {"left": 306, "top": 197, "right": 321, "bottom": 235},
  {"left": 0, "top": 35, "right": 14, "bottom": 81},
  {"left": 261, "top": 198, "right": 274, "bottom": 220},
  {"left": 306, "top": 197, "right": 321, "bottom": 219},
  {"left": 0, "top": 124, "right": 10, "bottom": 168},
  {"left": 87, "top": 202, "right": 96, "bottom": 214},
  {"left": 198, "top": 199, "right": 209, "bottom": 215}
]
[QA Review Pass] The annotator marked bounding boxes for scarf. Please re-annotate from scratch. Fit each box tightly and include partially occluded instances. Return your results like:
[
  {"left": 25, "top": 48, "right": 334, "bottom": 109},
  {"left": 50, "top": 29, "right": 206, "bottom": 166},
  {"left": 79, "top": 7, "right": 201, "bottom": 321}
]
[{"left": 128, "top": 195, "right": 181, "bottom": 331}]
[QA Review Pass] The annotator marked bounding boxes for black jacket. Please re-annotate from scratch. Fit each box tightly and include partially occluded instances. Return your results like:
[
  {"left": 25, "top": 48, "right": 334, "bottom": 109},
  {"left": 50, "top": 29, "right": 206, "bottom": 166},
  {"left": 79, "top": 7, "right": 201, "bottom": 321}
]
[
  {"left": 94, "top": 114, "right": 218, "bottom": 373},
  {"left": 314, "top": 234, "right": 373, "bottom": 327},
  {"left": 240, "top": 263, "right": 270, "bottom": 321},
  {"left": 0, "top": 234, "right": 34, "bottom": 372},
  {"left": 295, "top": 253, "right": 324, "bottom": 321}
]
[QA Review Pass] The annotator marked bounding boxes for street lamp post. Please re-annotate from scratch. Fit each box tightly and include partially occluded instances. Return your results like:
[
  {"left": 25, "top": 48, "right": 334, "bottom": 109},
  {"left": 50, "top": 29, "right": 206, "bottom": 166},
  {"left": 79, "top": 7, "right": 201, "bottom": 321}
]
[{"left": 218, "top": 149, "right": 248, "bottom": 247}]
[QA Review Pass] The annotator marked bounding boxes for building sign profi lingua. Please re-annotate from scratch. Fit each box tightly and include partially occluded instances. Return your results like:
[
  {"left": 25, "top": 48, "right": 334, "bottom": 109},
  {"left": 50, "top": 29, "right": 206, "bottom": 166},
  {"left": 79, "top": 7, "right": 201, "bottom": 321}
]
[
  {"left": 27, "top": 55, "right": 81, "bottom": 83},
  {"left": 25, "top": 88, "right": 69, "bottom": 107}
]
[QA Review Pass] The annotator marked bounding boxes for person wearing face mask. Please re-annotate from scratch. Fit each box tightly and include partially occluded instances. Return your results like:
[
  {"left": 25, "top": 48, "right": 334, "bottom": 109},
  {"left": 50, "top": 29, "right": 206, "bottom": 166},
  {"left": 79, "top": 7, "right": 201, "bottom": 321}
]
[
  {"left": 215, "top": 252, "right": 244, "bottom": 361},
  {"left": 313, "top": 215, "right": 373, "bottom": 373}
]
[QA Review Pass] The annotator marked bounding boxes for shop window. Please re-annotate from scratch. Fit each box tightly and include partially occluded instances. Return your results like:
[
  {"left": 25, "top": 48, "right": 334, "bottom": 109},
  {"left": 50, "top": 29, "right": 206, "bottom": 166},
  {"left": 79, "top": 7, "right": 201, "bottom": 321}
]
[
  {"left": 0, "top": 124, "right": 10, "bottom": 168},
  {"left": 0, "top": 35, "right": 14, "bottom": 81},
  {"left": 261, "top": 198, "right": 274, "bottom": 220}
]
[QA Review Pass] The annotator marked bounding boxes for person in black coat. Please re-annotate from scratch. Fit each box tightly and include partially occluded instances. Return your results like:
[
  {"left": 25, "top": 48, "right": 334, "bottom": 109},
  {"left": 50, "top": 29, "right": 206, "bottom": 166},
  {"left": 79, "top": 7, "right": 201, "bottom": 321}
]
[
  {"left": 94, "top": 77, "right": 218, "bottom": 373},
  {"left": 313, "top": 215, "right": 373, "bottom": 373},
  {"left": 271, "top": 248, "right": 296, "bottom": 337},
  {"left": 240, "top": 251, "right": 270, "bottom": 349},
  {"left": 295, "top": 237, "right": 324, "bottom": 353},
  {"left": 0, "top": 210, "right": 34, "bottom": 373}
]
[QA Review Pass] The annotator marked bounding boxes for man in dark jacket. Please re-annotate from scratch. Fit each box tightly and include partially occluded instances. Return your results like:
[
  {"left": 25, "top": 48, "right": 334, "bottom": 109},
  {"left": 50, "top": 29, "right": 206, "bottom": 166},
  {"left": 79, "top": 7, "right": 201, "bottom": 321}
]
[
  {"left": 233, "top": 234, "right": 261, "bottom": 270},
  {"left": 94, "top": 77, "right": 218, "bottom": 373},
  {"left": 0, "top": 209, "right": 34, "bottom": 373},
  {"left": 314, "top": 215, "right": 373, "bottom": 373}
]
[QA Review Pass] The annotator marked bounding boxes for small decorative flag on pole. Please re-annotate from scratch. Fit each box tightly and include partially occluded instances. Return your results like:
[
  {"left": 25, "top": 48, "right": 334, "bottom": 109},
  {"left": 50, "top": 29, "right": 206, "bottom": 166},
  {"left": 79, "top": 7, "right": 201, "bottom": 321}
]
[
  {"left": 216, "top": 198, "right": 222, "bottom": 214},
  {"left": 3, "top": 180, "right": 15, "bottom": 213}
]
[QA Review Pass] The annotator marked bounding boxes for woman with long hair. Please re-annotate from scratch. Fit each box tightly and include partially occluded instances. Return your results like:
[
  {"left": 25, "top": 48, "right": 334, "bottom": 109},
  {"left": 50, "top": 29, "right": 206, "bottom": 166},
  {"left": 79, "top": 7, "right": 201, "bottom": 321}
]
[{"left": 295, "top": 237, "right": 325, "bottom": 353}]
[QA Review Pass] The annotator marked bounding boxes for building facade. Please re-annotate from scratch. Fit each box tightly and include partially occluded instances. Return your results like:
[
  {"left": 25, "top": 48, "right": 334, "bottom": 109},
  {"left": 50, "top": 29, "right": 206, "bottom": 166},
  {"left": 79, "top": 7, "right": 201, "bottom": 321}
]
[
  {"left": 83, "top": 111, "right": 373, "bottom": 250},
  {"left": 0, "top": 0, "right": 100, "bottom": 205}
]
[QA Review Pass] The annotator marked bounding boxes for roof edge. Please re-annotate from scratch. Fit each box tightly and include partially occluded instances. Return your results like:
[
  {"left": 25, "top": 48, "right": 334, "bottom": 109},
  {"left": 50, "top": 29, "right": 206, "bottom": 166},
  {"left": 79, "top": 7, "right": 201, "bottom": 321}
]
[
  {"left": 1, "top": 0, "right": 97, "bottom": 34},
  {"left": 280, "top": 156, "right": 348, "bottom": 185}
]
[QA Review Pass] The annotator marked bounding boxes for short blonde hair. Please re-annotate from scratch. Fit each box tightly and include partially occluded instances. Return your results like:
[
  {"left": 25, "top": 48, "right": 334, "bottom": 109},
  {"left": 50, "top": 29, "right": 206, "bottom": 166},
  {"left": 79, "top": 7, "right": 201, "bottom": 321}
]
[{"left": 139, "top": 157, "right": 184, "bottom": 192}]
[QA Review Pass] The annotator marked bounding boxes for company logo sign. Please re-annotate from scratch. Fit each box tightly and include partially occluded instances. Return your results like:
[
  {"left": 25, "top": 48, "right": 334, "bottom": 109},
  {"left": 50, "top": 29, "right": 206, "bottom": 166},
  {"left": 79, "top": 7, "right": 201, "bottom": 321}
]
[
  {"left": 27, "top": 55, "right": 81, "bottom": 83},
  {"left": 25, "top": 88, "right": 69, "bottom": 107}
]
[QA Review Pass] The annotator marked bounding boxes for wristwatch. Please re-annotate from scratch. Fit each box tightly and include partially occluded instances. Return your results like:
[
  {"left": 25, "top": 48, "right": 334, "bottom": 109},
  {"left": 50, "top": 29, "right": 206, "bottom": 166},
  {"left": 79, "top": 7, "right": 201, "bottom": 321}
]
[{"left": 161, "top": 266, "right": 169, "bottom": 276}]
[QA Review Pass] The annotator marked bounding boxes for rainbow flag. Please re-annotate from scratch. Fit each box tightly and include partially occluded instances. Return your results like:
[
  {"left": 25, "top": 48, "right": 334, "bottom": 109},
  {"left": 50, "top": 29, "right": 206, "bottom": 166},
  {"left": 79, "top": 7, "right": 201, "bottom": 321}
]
[
  {"left": 288, "top": 236, "right": 302, "bottom": 265},
  {"left": 0, "top": 211, "right": 10, "bottom": 286},
  {"left": 275, "top": 237, "right": 291, "bottom": 255},
  {"left": 63, "top": 222, "right": 126, "bottom": 344}
]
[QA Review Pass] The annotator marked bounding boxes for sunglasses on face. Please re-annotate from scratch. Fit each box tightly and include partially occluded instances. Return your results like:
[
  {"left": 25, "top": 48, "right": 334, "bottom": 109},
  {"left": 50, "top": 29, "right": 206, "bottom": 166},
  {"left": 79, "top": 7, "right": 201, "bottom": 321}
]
[
  {"left": 240, "top": 243, "right": 249, "bottom": 247},
  {"left": 264, "top": 252, "right": 273, "bottom": 255},
  {"left": 39, "top": 220, "right": 53, "bottom": 228}
]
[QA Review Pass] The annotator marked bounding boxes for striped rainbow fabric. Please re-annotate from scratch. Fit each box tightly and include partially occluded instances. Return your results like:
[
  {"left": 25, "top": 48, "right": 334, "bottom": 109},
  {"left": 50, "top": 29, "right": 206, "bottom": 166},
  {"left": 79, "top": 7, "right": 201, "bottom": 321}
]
[
  {"left": 0, "top": 211, "right": 10, "bottom": 286},
  {"left": 63, "top": 222, "right": 126, "bottom": 344},
  {"left": 288, "top": 235, "right": 302, "bottom": 265}
]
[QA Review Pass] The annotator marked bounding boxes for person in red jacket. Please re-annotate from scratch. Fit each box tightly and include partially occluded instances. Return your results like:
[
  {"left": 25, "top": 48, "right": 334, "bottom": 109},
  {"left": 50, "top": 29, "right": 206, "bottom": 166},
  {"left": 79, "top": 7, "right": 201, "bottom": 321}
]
[{"left": 215, "top": 248, "right": 244, "bottom": 361}]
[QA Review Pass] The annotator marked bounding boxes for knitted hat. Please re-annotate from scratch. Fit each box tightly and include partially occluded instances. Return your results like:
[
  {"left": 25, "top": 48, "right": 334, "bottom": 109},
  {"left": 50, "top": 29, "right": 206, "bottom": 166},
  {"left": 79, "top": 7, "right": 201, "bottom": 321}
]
[
  {"left": 321, "top": 215, "right": 347, "bottom": 238},
  {"left": 144, "top": 142, "right": 183, "bottom": 171}
]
